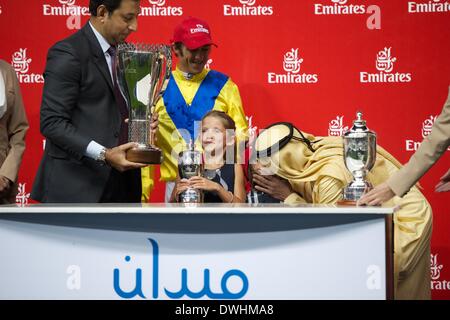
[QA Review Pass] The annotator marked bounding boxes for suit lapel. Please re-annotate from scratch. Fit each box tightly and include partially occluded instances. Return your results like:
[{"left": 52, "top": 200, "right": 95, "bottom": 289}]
[{"left": 81, "top": 24, "right": 114, "bottom": 93}]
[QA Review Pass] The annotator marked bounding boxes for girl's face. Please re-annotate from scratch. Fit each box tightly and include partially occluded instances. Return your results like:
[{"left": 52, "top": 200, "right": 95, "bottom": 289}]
[{"left": 201, "top": 116, "right": 227, "bottom": 155}]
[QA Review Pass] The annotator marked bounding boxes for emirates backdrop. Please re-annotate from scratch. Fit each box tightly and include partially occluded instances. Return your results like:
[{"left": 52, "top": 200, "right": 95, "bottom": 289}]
[{"left": 0, "top": 0, "right": 449, "bottom": 299}]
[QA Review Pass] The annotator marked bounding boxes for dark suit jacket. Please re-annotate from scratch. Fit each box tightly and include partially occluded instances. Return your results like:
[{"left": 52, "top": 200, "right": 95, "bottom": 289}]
[{"left": 32, "top": 23, "right": 141, "bottom": 203}]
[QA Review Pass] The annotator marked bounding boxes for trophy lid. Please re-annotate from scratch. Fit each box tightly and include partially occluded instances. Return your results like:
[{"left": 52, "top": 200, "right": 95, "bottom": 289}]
[
  {"left": 187, "top": 139, "right": 194, "bottom": 151},
  {"left": 344, "top": 111, "right": 376, "bottom": 137},
  {"left": 178, "top": 139, "right": 202, "bottom": 161}
]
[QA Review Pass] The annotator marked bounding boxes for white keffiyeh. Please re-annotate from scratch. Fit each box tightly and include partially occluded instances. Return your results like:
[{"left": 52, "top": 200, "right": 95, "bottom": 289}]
[{"left": 0, "top": 71, "right": 6, "bottom": 119}]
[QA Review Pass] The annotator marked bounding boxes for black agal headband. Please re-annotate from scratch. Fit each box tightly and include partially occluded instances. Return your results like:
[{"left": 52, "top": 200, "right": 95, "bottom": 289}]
[{"left": 254, "top": 122, "right": 316, "bottom": 159}]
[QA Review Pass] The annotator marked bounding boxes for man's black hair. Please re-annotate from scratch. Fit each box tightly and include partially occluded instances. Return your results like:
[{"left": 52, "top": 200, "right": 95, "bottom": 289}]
[{"left": 89, "top": 0, "right": 138, "bottom": 16}]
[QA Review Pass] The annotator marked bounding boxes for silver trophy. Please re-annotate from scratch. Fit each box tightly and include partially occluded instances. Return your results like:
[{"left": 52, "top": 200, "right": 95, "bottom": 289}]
[
  {"left": 116, "top": 43, "right": 172, "bottom": 164},
  {"left": 178, "top": 143, "right": 204, "bottom": 204},
  {"left": 341, "top": 112, "right": 377, "bottom": 203}
]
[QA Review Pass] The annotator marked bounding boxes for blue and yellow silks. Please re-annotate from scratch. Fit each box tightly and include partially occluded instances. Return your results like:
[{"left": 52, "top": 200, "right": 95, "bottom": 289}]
[
  {"left": 164, "top": 69, "right": 228, "bottom": 142},
  {"left": 141, "top": 67, "right": 248, "bottom": 202}
]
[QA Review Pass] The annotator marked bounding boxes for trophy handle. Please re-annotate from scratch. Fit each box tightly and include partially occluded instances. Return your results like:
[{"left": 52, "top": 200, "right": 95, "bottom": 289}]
[
  {"left": 149, "top": 106, "right": 156, "bottom": 147},
  {"left": 149, "top": 78, "right": 170, "bottom": 146}
]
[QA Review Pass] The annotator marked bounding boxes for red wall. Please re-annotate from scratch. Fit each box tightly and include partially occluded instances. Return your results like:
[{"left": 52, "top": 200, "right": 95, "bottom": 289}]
[{"left": 1, "top": 0, "right": 449, "bottom": 299}]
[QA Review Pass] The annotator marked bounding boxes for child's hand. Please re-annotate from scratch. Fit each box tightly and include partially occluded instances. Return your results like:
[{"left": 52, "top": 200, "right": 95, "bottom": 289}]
[
  {"left": 188, "top": 176, "right": 220, "bottom": 192},
  {"left": 175, "top": 179, "right": 190, "bottom": 198}
]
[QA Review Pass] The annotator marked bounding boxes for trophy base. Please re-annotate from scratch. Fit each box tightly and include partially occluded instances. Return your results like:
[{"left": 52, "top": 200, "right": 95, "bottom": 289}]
[
  {"left": 342, "top": 182, "right": 368, "bottom": 202},
  {"left": 179, "top": 188, "right": 203, "bottom": 204},
  {"left": 337, "top": 199, "right": 358, "bottom": 206},
  {"left": 337, "top": 199, "right": 381, "bottom": 207},
  {"left": 126, "top": 147, "right": 163, "bottom": 164}
]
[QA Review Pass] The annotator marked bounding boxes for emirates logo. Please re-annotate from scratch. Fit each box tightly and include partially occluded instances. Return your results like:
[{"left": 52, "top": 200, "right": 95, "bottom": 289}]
[
  {"left": 11, "top": 49, "right": 32, "bottom": 74},
  {"left": 268, "top": 48, "right": 319, "bottom": 84},
  {"left": 190, "top": 24, "right": 209, "bottom": 34},
  {"left": 328, "top": 116, "right": 349, "bottom": 137},
  {"left": 409, "top": 0, "right": 450, "bottom": 13},
  {"left": 59, "top": 0, "right": 76, "bottom": 5},
  {"left": 376, "top": 47, "right": 397, "bottom": 73},
  {"left": 148, "top": 0, "right": 166, "bottom": 6},
  {"left": 11, "top": 48, "right": 44, "bottom": 83},
  {"left": 314, "top": 0, "right": 381, "bottom": 30},
  {"left": 224, "top": 0, "right": 274, "bottom": 16},
  {"left": 15, "top": 183, "right": 30, "bottom": 207},
  {"left": 141, "top": 0, "right": 183, "bottom": 16},
  {"left": 42, "top": 0, "right": 90, "bottom": 24},
  {"left": 283, "top": 49, "right": 303, "bottom": 74},
  {"left": 360, "top": 47, "right": 412, "bottom": 83},
  {"left": 239, "top": 0, "right": 256, "bottom": 5},
  {"left": 430, "top": 253, "right": 450, "bottom": 291},
  {"left": 246, "top": 115, "right": 258, "bottom": 146},
  {"left": 421, "top": 115, "right": 437, "bottom": 139},
  {"left": 431, "top": 254, "right": 444, "bottom": 280}
]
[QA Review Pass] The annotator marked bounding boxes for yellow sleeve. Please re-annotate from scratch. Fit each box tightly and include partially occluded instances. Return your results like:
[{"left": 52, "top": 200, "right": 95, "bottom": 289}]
[
  {"left": 312, "top": 176, "right": 344, "bottom": 204},
  {"left": 140, "top": 98, "right": 164, "bottom": 201},
  {"left": 284, "top": 175, "right": 343, "bottom": 205},
  {"left": 215, "top": 79, "right": 248, "bottom": 141},
  {"left": 152, "top": 92, "right": 182, "bottom": 182},
  {"left": 215, "top": 79, "right": 248, "bottom": 162},
  {"left": 284, "top": 193, "right": 308, "bottom": 205},
  {"left": 226, "top": 80, "right": 248, "bottom": 143},
  {"left": 141, "top": 165, "right": 155, "bottom": 203}
]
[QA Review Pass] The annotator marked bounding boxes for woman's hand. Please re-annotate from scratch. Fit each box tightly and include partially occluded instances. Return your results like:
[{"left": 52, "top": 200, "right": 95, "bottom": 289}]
[
  {"left": 436, "top": 168, "right": 450, "bottom": 192},
  {"left": 188, "top": 176, "right": 220, "bottom": 192},
  {"left": 358, "top": 182, "right": 395, "bottom": 206}
]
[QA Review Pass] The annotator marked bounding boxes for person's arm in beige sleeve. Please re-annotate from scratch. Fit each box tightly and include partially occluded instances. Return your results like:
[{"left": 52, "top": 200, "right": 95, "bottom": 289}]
[
  {"left": 389, "top": 87, "right": 450, "bottom": 196},
  {"left": 0, "top": 63, "right": 29, "bottom": 185},
  {"left": 359, "top": 87, "right": 450, "bottom": 206}
]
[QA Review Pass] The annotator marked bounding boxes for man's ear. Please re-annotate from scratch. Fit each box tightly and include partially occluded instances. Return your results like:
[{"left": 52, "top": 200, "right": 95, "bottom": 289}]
[
  {"left": 97, "top": 5, "right": 109, "bottom": 21},
  {"left": 172, "top": 44, "right": 183, "bottom": 58}
]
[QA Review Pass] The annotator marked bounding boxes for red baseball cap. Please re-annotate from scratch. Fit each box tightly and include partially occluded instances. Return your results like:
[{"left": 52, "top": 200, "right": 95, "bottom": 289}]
[{"left": 171, "top": 17, "right": 217, "bottom": 50}]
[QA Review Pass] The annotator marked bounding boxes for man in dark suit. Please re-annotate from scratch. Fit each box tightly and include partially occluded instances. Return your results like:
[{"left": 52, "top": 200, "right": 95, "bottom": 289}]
[{"left": 32, "top": 0, "right": 154, "bottom": 203}]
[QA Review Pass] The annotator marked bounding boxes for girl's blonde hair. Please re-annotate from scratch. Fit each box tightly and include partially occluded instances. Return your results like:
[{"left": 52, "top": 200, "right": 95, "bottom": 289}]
[{"left": 202, "top": 110, "right": 236, "bottom": 131}]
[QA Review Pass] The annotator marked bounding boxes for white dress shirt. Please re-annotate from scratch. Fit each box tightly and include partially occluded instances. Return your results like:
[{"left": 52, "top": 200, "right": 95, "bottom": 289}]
[
  {"left": 85, "top": 22, "right": 116, "bottom": 160},
  {"left": 0, "top": 71, "right": 6, "bottom": 119}
]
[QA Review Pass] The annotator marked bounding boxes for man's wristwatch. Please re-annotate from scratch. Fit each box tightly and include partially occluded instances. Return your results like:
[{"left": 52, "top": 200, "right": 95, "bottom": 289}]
[{"left": 97, "top": 147, "right": 107, "bottom": 165}]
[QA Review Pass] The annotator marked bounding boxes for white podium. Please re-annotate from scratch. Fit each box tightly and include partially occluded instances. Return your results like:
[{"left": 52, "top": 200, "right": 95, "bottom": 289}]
[{"left": 0, "top": 203, "right": 394, "bottom": 300}]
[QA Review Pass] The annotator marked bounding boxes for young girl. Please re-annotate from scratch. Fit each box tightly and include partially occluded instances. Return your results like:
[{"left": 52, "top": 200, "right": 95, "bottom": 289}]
[{"left": 171, "top": 110, "right": 246, "bottom": 203}]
